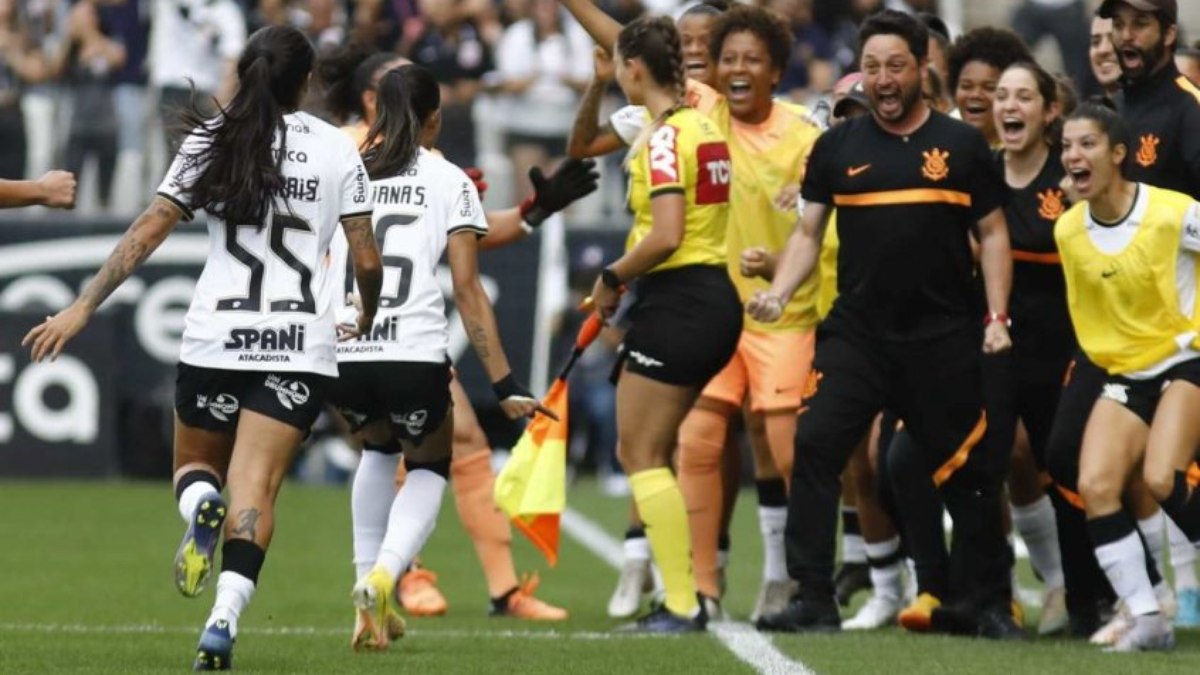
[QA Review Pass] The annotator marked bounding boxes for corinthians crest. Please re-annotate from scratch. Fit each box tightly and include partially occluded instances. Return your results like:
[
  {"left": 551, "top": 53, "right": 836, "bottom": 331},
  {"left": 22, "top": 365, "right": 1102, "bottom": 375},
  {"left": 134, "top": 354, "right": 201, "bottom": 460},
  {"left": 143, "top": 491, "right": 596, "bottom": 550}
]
[{"left": 921, "top": 148, "right": 950, "bottom": 182}]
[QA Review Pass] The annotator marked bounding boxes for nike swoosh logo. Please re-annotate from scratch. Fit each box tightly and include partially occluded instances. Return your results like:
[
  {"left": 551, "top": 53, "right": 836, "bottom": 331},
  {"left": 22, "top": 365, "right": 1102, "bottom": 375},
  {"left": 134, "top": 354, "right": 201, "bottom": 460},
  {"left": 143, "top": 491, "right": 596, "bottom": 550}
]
[{"left": 847, "top": 164, "right": 872, "bottom": 177}]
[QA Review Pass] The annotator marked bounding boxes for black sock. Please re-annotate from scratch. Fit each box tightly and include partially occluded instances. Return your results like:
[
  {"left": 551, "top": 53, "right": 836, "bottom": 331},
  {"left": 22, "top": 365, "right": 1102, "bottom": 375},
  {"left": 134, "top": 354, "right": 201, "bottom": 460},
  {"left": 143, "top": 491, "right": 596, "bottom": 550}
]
[
  {"left": 755, "top": 478, "right": 787, "bottom": 507},
  {"left": 221, "top": 539, "right": 266, "bottom": 584},
  {"left": 175, "top": 469, "right": 221, "bottom": 501}
]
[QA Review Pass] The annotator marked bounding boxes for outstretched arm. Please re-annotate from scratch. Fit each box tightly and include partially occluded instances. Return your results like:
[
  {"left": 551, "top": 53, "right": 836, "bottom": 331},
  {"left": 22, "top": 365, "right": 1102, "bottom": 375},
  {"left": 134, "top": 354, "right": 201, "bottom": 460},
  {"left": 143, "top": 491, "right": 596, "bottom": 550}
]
[
  {"left": 568, "top": 47, "right": 625, "bottom": 159},
  {"left": 559, "top": 0, "right": 622, "bottom": 51},
  {"left": 0, "top": 172, "right": 77, "bottom": 209},
  {"left": 23, "top": 197, "right": 182, "bottom": 360}
]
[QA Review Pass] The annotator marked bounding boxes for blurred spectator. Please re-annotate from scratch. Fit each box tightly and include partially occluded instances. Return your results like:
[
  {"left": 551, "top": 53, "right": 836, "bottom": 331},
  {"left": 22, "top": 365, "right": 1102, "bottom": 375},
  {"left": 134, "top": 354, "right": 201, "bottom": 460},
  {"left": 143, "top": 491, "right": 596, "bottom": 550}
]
[
  {"left": 918, "top": 12, "right": 950, "bottom": 84},
  {"left": 148, "top": 0, "right": 246, "bottom": 158},
  {"left": 408, "top": 0, "right": 493, "bottom": 169},
  {"left": 247, "top": 0, "right": 313, "bottom": 33},
  {"left": 1178, "top": 40, "right": 1200, "bottom": 85},
  {"left": 495, "top": 0, "right": 591, "bottom": 203},
  {"left": 52, "top": 0, "right": 126, "bottom": 211},
  {"left": 828, "top": 0, "right": 883, "bottom": 75},
  {"left": 765, "top": 0, "right": 836, "bottom": 104},
  {"left": 97, "top": 0, "right": 151, "bottom": 213},
  {"left": 0, "top": 0, "right": 51, "bottom": 180},
  {"left": 1010, "top": 0, "right": 1090, "bottom": 101}
]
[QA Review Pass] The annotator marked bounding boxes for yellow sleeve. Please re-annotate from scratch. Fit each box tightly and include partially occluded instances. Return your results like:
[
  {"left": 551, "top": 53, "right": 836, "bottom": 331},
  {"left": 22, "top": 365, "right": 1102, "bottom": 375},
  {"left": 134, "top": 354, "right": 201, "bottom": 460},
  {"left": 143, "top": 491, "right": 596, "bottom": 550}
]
[{"left": 646, "top": 121, "right": 690, "bottom": 197}]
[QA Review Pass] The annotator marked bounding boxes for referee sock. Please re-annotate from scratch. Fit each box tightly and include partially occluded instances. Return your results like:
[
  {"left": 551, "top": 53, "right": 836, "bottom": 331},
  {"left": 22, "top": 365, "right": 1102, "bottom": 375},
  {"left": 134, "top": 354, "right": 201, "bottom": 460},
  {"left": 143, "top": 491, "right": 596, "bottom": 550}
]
[
  {"left": 351, "top": 448, "right": 399, "bottom": 579},
  {"left": 452, "top": 452, "right": 519, "bottom": 598},
  {"left": 1089, "top": 511, "right": 1159, "bottom": 616},
  {"left": 1167, "top": 516, "right": 1200, "bottom": 591},
  {"left": 176, "top": 470, "right": 221, "bottom": 524},
  {"left": 1012, "top": 495, "right": 1064, "bottom": 590},
  {"left": 376, "top": 465, "right": 448, "bottom": 581},
  {"left": 842, "top": 507, "right": 867, "bottom": 565},
  {"left": 630, "top": 467, "right": 699, "bottom": 617},
  {"left": 678, "top": 405, "right": 728, "bottom": 598}
]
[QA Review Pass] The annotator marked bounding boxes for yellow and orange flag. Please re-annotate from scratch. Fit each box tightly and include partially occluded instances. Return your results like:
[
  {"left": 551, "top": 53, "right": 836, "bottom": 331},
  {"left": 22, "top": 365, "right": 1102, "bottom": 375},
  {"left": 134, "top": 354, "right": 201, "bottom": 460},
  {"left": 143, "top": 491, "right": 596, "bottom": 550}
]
[
  {"left": 494, "top": 313, "right": 604, "bottom": 566},
  {"left": 494, "top": 378, "right": 569, "bottom": 566}
]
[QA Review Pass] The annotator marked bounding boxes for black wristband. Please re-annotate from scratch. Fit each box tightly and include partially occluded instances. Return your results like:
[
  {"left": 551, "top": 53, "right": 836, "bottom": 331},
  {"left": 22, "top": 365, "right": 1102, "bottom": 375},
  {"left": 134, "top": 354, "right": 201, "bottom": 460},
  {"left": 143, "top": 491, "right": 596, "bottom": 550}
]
[
  {"left": 492, "top": 373, "right": 527, "bottom": 401},
  {"left": 600, "top": 267, "right": 622, "bottom": 289}
]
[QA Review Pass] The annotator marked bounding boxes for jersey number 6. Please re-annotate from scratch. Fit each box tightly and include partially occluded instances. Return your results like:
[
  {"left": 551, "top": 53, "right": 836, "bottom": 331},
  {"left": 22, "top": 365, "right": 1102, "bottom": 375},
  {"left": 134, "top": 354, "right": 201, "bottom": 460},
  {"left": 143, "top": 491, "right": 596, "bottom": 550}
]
[{"left": 344, "top": 212, "right": 416, "bottom": 308}]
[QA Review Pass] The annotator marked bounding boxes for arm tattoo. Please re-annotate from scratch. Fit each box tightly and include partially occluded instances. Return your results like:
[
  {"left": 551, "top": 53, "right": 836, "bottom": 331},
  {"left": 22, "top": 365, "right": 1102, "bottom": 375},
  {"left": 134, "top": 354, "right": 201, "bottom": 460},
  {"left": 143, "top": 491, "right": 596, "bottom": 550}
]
[
  {"left": 231, "top": 508, "right": 261, "bottom": 541},
  {"left": 343, "top": 217, "right": 376, "bottom": 253},
  {"left": 78, "top": 202, "right": 176, "bottom": 311},
  {"left": 466, "top": 320, "right": 490, "bottom": 360}
]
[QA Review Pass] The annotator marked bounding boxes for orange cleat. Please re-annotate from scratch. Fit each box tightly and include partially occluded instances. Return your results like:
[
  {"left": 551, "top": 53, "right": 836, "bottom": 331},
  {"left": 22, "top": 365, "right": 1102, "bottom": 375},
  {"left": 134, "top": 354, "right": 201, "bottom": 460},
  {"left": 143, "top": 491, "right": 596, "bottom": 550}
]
[
  {"left": 491, "top": 573, "right": 568, "bottom": 621},
  {"left": 400, "top": 567, "right": 449, "bottom": 617},
  {"left": 898, "top": 592, "right": 942, "bottom": 633}
]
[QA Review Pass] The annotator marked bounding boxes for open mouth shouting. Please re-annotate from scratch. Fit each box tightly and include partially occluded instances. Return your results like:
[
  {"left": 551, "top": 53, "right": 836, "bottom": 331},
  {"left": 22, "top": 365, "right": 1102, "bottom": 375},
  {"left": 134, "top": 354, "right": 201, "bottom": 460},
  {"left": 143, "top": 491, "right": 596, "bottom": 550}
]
[
  {"left": 685, "top": 60, "right": 708, "bottom": 79},
  {"left": 726, "top": 78, "right": 751, "bottom": 104}
]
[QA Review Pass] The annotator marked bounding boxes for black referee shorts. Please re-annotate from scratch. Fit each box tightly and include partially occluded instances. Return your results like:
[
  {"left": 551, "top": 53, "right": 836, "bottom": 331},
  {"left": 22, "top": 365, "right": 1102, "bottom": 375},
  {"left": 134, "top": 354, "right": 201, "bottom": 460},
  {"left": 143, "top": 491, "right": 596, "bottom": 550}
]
[
  {"left": 615, "top": 265, "right": 742, "bottom": 388},
  {"left": 327, "top": 360, "right": 452, "bottom": 447}
]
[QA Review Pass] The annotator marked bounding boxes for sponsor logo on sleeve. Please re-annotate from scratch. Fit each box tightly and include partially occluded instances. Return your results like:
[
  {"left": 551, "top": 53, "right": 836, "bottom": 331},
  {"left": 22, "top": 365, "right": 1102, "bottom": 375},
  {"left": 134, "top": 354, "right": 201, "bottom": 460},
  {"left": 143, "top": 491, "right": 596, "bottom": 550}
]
[{"left": 648, "top": 124, "right": 680, "bottom": 186}]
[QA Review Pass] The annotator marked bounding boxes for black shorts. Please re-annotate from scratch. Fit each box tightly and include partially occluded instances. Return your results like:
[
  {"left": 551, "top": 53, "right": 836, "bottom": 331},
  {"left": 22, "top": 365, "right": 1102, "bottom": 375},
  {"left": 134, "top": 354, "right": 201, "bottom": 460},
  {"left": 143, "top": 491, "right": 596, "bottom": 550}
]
[
  {"left": 1099, "top": 357, "right": 1200, "bottom": 425},
  {"left": 616, "top": 265, "right": 742, "bottom": 387},
  {"left": 327, "top": 360, "right": 452, "bottom": 446},
  {"left": 175, "top": 363, "right": 332, "bottom": 434}
]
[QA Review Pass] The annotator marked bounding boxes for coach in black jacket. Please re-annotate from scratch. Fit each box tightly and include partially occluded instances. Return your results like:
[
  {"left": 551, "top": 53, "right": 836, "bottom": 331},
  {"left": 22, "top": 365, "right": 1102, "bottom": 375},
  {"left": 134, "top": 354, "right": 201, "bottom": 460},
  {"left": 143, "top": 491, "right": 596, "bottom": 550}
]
[{"left": 1101, "top": 0, "right": 1200, "bottom": 198}]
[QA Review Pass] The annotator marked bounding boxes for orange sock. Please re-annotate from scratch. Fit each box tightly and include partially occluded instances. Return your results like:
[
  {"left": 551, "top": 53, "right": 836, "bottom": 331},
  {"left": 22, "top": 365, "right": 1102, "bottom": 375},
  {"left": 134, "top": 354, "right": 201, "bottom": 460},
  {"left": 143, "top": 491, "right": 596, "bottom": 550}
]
[
  {"left": 764, "top": 411, "right": 796, "bottom": 492},
  {"left": 452, "top": 451, "right": 519, "bottom": 597},
  {"left": 678, "top": 406, "right": 729, "bottom": 598}
]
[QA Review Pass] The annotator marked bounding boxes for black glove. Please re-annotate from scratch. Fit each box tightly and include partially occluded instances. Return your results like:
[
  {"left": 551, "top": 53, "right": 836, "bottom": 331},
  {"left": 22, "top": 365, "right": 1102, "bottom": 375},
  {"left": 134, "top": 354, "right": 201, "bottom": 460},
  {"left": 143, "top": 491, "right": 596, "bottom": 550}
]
[{"left": 520, "top": 158, "right": 600, "bottom": 228}]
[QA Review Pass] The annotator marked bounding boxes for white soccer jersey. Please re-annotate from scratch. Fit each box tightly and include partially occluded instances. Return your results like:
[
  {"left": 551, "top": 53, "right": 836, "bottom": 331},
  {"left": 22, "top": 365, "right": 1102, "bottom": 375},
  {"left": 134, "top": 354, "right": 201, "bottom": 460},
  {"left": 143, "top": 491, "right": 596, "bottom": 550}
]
[
  {"left": 158, "top": 111, "right": 373, "bottom": 377},
  {"left": 330, "top": 148, "right": 488, "bottom": 364}
]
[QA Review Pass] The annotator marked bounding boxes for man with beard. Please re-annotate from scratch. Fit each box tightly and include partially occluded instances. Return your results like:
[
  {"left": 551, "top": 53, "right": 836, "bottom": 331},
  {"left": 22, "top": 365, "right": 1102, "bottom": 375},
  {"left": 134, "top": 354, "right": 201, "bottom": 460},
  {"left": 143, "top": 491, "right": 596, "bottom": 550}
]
[
  {"left": 748, "top": 9, "right": 1017, "bottom": 635},
  {"left": 1101, "top": 0, "right": 1200, "bottom": 198}
]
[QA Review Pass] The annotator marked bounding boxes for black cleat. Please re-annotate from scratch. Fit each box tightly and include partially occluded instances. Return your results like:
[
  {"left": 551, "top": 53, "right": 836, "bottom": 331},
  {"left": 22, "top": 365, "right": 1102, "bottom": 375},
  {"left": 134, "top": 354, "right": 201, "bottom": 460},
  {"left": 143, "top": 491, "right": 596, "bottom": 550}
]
[
  {"left": 834, "top": 562, "right": 872, "bottom": 607},
  {"left": 756, "top": 596, "right": 841, "bottom": 634},
  {"left": 616, "top": 602, "right": 707, "bottom": 634},
  {"left": 976, "top": 605, "right": 1028, "bottom": 641}
]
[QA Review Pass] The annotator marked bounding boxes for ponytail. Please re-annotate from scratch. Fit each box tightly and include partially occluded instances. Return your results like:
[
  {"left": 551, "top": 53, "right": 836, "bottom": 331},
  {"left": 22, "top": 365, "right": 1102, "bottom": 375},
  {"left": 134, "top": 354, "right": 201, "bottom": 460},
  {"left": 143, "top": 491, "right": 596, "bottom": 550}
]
[
  {"left": 362, "top": 65, "right": 441, "bottom": 179},
  {"left": 176, "top": 26, "right": 314, "bottom": 226},
  {"left": 317, "top": 43, "right": 403, "bottom": 123}
]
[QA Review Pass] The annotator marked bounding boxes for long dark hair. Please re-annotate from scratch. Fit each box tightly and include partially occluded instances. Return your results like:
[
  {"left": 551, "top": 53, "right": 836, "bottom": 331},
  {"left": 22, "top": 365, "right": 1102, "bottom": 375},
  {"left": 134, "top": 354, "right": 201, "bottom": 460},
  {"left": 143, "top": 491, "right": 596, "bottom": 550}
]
[
  {"left": 362, "top": 65, "right": 441, "bottom": 179},
  {"left": 176, "top": 26, "right": 314, "bottom": 226},
  {"left": 1002, "top": 61, "right": 1066, "bottom": 147},
  {"left": 317, "top": 43, "right": 403, "bottom": 123},
  {"left": 617, "top": 16, "right": 687, "bottom": 167}
]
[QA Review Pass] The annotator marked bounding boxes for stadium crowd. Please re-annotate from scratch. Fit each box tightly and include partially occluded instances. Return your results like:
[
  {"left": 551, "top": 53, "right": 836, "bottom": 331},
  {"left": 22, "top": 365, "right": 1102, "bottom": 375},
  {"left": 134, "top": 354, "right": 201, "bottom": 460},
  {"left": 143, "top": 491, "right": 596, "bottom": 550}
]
[{"left": 11, "top": 0, "right": 1200, "bottom": 669}]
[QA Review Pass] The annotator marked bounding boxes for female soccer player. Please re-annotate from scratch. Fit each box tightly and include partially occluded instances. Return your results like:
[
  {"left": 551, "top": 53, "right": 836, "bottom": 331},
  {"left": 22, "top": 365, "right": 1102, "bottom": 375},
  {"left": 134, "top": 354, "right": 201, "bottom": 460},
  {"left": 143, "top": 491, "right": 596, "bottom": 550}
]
[
  {"left": 319, "top": 46, "right": 589, "bottom": 622},
  {"left": 330, "top": 63, "right": 546, "bottom": 649},
  {"left": 991, "top": 61, "right": 1072, "bottom": 635},
  {"left": 22, "top": 26, "right": 384, "bottom": 669},
  {"left": 1056, "top": 101, "right": 1200, "bottom": 652},
  {"left": 586, "top": 15, "right": 741, "bottom": 633}
]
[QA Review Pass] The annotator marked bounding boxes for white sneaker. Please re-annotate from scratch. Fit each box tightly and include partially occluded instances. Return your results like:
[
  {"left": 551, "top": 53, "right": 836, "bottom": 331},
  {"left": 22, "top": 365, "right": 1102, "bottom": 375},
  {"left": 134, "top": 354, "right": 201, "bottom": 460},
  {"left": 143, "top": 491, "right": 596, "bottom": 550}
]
[
  {"left": 607, "top": 558, "right": 652, "bottom": 618},
  {"left": 750, "top": 579, "right": 799, "bottom": 623},
  {"left": 1037, "top": 587, "right": 1069, "bottom": 636},
  {"left": 1091, "top": 602, "right": 1133, "bottom": 646},
  {"left": 842, "top": 594, "right": 903, "bottom": 630},
  {"left": 1104, "top": 613, "right": 1175, "bottom": 652}
]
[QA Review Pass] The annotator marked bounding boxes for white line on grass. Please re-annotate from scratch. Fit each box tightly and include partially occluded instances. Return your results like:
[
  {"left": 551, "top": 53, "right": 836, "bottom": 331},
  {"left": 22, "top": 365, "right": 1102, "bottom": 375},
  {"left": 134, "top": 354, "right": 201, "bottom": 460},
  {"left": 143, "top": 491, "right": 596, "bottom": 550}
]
[
  {"left": 0, "top": 623, "right": 680, "bottom": 641},
  {"left": 560, "top": 507, "right": 816, "bottom": 675}
]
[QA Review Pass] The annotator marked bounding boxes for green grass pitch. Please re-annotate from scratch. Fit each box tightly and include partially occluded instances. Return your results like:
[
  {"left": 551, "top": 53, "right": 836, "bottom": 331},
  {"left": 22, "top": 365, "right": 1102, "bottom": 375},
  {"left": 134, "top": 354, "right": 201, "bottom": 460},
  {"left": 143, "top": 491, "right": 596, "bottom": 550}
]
[{"left": 0, "top": 479, "right": 1197, "bottom": 674}]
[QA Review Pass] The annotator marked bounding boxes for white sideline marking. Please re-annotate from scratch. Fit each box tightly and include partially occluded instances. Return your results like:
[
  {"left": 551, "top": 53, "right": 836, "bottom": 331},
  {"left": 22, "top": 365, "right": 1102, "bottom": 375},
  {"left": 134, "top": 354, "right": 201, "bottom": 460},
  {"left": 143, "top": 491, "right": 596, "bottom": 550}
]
[
  {"left": 561, "top": 507, "right": 816, "bottom": 675},
  {"left": 0, "top": 623, "right": 678, "bottom": 641}
]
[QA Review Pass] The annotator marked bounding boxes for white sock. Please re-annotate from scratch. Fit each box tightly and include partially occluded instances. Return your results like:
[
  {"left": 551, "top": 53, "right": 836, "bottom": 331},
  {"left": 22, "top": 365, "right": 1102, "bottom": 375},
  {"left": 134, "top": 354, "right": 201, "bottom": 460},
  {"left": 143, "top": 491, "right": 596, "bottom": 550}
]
[
  {"left": 178, "top": 480, "right": 220, "bottom": 523},
  {"left": 1095, "top": 530, "right": 1160, "bottom": 616},
  {"left": 208, "top": 571, "right": 255, "bottom": 638},
  {"left": 759, "top": 505, "right": 788, "bottom": 582},
  {"left": 351, "top": 451, "right": 400, "bottom": 578},
  {"left": 624, "top": 534, "right": 651, "bottom": 562},
  {"left": 1012, "top": 496, "right": 1064, "bottom": 589},
  {"left": 1166, "top": 516, "right": 1200, "bottom": 591},
  {"left": 865, "top": 536, "right": 903, "bottom": 601},
  {"left": 844, "top": 535, "right": 867, "bottom": 565},
  {"left": 374, "top": 468, "right": 447, "bottom": 580},
  {"left": 717, "top": 547, "right": 730, "bottom": 570},
  {"left": 1138, "top": 510, "right": 1168, "bottom": 580}
]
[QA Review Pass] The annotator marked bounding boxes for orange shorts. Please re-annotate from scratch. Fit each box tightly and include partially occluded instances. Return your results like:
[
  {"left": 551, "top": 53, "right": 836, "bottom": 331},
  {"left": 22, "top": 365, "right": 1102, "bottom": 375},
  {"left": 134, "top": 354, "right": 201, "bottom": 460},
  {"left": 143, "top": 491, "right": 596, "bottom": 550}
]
[{"left": 701, "top": 329, "right": 815, "bottom": 413}]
